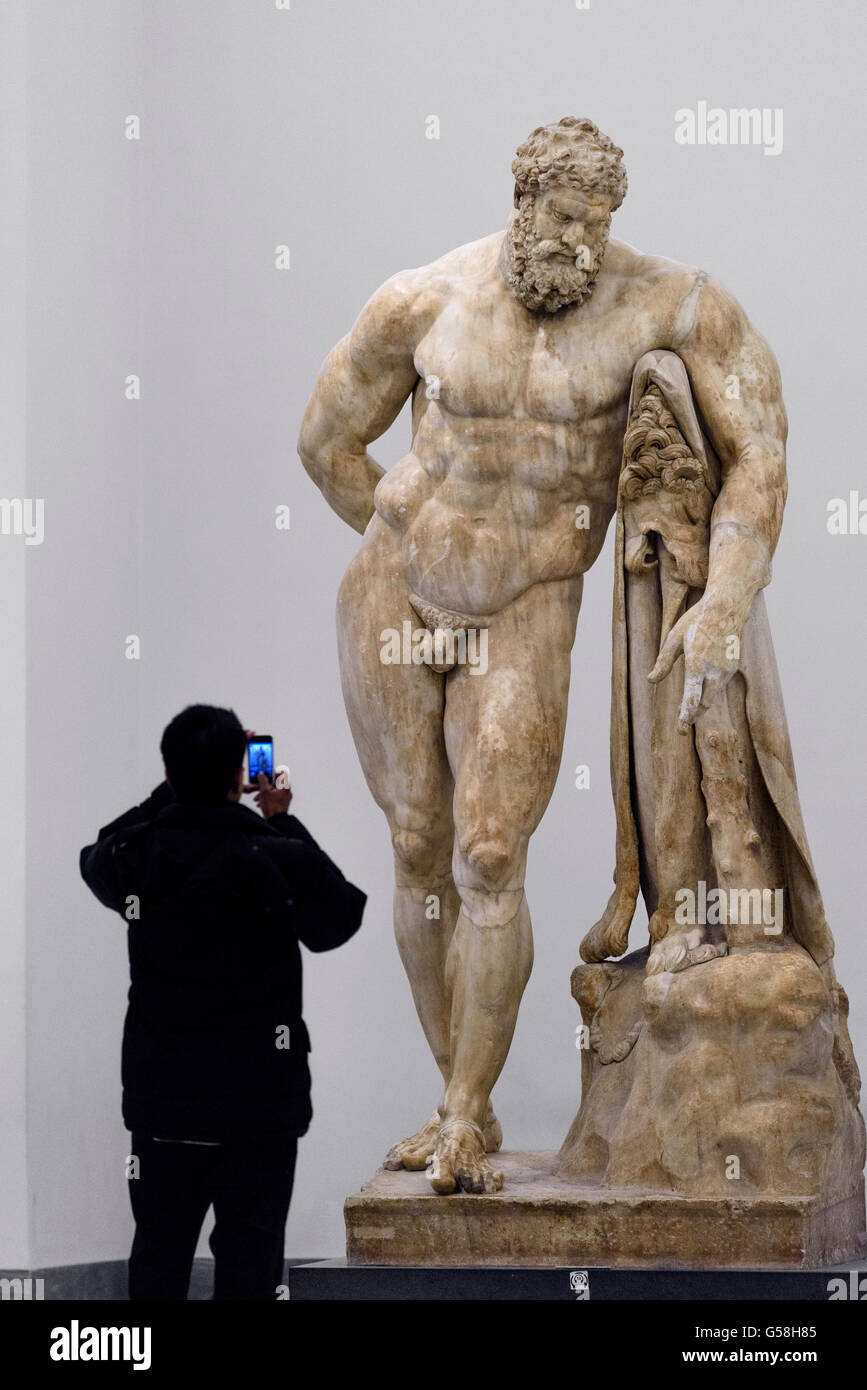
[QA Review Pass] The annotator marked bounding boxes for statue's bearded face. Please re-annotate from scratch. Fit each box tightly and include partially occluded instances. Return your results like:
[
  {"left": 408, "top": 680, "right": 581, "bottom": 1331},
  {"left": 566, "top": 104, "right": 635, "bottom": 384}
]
[{"left": 503, "top": 185, "right": 613, "bottom": 313}]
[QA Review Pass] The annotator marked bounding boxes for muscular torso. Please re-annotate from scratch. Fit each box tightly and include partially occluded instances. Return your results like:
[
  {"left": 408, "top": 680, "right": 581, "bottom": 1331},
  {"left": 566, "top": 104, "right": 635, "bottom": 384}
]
[{"left": 370, "top": 233, "right": 701, "bottom": 617}]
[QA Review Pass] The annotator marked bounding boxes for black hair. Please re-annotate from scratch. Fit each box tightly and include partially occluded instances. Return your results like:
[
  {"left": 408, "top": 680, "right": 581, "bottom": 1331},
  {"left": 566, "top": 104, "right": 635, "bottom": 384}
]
[{"left": 160, "top": 704, "right": 246, "bottom": 804}]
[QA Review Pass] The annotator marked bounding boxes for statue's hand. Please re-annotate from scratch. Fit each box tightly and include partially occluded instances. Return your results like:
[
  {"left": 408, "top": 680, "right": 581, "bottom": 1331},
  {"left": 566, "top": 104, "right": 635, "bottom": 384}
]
[{"left": 647, "top": 594, "right": 744, "bottom": 733}]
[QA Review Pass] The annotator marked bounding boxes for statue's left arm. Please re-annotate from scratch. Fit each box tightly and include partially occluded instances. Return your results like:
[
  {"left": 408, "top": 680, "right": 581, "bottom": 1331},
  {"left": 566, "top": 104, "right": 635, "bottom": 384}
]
[{"left": 649, "top": 275, "right": 788, "bottom": 730}]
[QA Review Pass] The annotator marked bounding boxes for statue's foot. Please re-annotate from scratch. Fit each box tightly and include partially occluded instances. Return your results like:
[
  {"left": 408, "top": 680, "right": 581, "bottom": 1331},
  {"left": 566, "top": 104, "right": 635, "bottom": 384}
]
[
  {"left": 647, "top": 928, "right": 727, "bottom": 977},
  {"left": 427, "top": 1118, "right": 505, "bottom": 1195},
  {"left": 383, "top": 1107, "right": 502, "bottom": 1172},
  {"left": 383, "top": 1110, "right": 441, "bottom": 1171}
]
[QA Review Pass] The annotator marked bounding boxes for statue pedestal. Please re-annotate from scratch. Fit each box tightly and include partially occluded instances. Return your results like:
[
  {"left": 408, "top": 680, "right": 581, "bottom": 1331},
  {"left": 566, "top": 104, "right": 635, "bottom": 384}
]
[{"left": 345, "top": 1151, "right": 867, "bottom": 1269}]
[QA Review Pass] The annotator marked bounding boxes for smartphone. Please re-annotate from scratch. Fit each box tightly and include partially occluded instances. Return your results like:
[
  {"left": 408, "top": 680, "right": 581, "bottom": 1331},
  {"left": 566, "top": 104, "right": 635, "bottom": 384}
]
[{"left": 247, "top": 735, "right": 274, "bottom": 784}]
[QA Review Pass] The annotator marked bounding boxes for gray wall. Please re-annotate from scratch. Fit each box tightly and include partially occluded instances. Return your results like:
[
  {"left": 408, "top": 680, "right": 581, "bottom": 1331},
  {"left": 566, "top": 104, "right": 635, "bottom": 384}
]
[
  {"left": 10, "top": 0, "right": 867, "bottom": 1266},
  {"left": 1, "top": 0, "right": 30, "bottom": 1270}
]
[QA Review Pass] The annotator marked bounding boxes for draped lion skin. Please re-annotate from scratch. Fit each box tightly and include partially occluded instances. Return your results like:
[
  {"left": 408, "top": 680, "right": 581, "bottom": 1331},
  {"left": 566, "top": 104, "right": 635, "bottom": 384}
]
[{"left": 298, "top": 118, "right": 786, "bottom": 1196}]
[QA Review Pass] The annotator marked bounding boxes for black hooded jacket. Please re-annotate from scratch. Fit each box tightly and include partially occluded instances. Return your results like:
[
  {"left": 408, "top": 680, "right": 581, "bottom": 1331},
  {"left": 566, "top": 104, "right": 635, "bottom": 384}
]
[{"left": 80, "top": 783, "right": 366, "bottom": 1141}]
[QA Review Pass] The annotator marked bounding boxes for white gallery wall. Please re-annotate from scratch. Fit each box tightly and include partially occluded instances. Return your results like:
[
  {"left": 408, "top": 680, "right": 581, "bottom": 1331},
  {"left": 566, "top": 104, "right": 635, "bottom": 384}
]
[
  {"left": 0, "top": 0, "right": 30, "bottom": 1272},
  {"left": 5, "top": 0, "right": 866, "bottom": 1267}
]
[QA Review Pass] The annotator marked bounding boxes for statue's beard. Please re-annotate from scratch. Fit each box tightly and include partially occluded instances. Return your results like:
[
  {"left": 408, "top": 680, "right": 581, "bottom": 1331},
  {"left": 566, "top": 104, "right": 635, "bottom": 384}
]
[{"left": 502, "top": 203, "right": 608, "bottom": 313}]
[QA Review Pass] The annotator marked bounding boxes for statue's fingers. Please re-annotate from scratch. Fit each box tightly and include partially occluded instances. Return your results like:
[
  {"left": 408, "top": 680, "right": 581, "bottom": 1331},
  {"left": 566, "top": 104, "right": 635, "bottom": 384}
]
[
  {"left": 648, "top": 627, "right": 684, "bottom": 684},
  {"left": 698, "top": 667, "right": 729, "bottom": 714},
  {"left": 677, "top": 672, "right": 704, "bottom": 733}
]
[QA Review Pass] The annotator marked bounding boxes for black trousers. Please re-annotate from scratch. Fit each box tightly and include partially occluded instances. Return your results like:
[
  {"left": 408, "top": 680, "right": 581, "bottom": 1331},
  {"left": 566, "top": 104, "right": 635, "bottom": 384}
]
[{"left": 128, "top": 1132, "right": 298, "bottom": 1301}]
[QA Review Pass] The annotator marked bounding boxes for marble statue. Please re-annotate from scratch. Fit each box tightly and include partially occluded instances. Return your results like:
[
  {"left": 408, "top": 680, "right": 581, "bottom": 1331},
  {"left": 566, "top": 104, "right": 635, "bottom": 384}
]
[{"left": 299, "top": 118, "right": 865, "bottom": 1251}]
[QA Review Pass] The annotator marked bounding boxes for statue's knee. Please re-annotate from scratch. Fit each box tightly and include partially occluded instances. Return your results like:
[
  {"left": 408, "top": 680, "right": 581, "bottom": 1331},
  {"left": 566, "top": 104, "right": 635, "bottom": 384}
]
[
  {"left": 391, "top": 822, "right": 448, "bottom": 883},
  {"left": 457, "top": 832, "right": 514, "bottom": 888},
  {"left": 455, "top": 830, "right": 524, "bottom": 922}
]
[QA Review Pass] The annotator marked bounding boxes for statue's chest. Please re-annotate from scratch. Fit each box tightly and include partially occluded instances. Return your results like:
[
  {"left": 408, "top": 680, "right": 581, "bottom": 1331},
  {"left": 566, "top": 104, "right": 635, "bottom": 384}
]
[{"left": 414, "top": 297, "right": 632, "bottom": 424}]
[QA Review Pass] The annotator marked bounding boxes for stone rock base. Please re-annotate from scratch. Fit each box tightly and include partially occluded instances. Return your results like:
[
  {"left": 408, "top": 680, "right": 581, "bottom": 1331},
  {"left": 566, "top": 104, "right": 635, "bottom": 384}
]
[{"left": 345, "top": 1151, "right": 867, "bottom": 1269}]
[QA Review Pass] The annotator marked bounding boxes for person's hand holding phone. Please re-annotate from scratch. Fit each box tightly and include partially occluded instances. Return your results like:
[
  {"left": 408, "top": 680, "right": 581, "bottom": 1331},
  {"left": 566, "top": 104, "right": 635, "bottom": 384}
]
[
  {"left": 242, "top": 730, "right": 273, "bottom": 793},
  {"left": 253, "top": 771, "right": 292, "bottom": 819},
  {"left": 242, "top": 730, "right": 292, "bottom": 816}
]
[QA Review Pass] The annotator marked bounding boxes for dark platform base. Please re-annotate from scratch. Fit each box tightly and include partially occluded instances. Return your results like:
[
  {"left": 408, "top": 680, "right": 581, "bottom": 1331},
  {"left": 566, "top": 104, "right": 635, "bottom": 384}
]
[{"left": 289, "top": 1257, "right": 867, "bottom": 1301}]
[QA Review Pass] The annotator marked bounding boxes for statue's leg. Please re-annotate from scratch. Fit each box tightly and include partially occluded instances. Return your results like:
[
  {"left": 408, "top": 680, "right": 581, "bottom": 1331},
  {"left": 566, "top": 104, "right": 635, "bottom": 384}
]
[
  {"left": 427, "top": 576, "right": 582, "bottom": 1194},
  {"left": 336, "top": 526, "right": 499, "bottom": 1169}
]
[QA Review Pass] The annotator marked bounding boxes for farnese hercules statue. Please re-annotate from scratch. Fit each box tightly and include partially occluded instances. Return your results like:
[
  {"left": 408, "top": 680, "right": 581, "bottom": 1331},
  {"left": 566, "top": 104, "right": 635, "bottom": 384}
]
[{"left": 298, "top": 118, "right": 863, "bottom": 1206}]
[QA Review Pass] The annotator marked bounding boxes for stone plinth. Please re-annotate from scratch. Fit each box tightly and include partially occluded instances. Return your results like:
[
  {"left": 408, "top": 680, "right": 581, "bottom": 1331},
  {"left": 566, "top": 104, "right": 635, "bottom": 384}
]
[{"left": 345, "top": 1151, "right": 867, "bottom": 1269}]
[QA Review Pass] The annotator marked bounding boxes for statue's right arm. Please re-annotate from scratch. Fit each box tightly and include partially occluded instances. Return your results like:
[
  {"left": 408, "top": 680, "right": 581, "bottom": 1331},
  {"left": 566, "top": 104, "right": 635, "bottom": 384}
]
[{"left": 297, "top": 272, "right": 422, "bottom": 534}]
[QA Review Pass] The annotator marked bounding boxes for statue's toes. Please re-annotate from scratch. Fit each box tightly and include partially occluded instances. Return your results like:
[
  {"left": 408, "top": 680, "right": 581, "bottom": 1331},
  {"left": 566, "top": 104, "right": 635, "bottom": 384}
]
[
  {"left": 456, "top": 1166, "right": 483, "bottom": 1194},
  {"left": 401, "top": 1144, "right": 434, "bottom": 1171},
  {"left": 454, "top": 1157, "right": 503, "bottom": 1194},
  {"left": 481, "top": 1163, "right": 504, "bottom": 1193},
  {"left": 426, "top": 1153, "right": 456, "bottom": 1195}
]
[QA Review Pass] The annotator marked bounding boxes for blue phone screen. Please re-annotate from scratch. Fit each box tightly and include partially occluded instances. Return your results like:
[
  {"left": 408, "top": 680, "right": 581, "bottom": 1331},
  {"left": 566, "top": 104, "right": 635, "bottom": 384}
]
[{"left": 248, "top": 740, "right": 273, "bottom": 780}]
